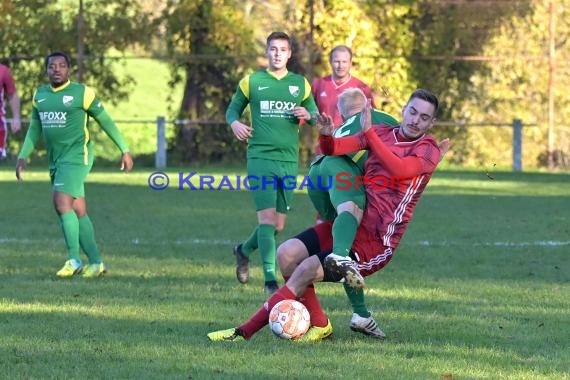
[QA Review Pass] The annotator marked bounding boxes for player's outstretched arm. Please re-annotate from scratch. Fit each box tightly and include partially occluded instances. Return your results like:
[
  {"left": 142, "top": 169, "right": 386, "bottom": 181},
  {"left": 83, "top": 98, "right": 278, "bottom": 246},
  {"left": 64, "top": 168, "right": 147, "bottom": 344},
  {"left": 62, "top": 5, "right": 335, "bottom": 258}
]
[
  {"left": 438, "top": 138, "right": 450, "bottom": 161},
  {"left": 316, "top": 112, "right": 334, "bottom": 136}
]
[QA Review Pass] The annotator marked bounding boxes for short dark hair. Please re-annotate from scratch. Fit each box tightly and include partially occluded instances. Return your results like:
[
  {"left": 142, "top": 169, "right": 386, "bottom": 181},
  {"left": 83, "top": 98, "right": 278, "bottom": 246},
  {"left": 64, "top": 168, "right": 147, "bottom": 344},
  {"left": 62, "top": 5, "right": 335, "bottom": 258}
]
[
  {"left": 408, "top": 89, "right": 439, "bottom": 116},
  {"left": 329, "top": 45, "right": 353, "bottom": 62},
  {"left": 266, "top": 31, "right": 291, "bottom": 47},
  {"left": 45, "top": 52, "right": 71, "bottom": 69}
]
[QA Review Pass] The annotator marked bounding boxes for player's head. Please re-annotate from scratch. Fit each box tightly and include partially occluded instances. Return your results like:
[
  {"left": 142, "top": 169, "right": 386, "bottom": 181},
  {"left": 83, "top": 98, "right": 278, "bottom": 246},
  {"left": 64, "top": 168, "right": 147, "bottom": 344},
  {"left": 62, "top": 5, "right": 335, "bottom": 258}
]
[
  {"left": 338, "top": 87, "right": 367, "bottom": 120},
  {"left": 45, "top": 52, "right": 71, "bottom": 87},
  {"left": 329, "top": 45, "right": 353, "bottom": 81},
  {"left": 265, "top": 32, "right": 292, "bottom": 72},
  {"left": 400, "top": 89, "right": 439, "bottom": 139}
]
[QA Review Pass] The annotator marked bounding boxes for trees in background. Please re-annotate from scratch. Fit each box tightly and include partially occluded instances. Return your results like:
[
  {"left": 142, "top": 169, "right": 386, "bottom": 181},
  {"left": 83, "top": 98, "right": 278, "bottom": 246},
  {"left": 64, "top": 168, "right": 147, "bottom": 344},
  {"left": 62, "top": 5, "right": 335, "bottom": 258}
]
[{"left": 2, "top": 0, "right": 568, "bottom": 169}]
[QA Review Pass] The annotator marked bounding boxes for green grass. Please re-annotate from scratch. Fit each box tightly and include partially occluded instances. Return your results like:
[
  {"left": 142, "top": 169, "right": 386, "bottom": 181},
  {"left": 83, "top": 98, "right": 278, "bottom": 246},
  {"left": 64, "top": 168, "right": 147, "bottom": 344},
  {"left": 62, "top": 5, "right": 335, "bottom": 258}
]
[{"left": 0, "top": 165, "right": 569, "bottom": 379}]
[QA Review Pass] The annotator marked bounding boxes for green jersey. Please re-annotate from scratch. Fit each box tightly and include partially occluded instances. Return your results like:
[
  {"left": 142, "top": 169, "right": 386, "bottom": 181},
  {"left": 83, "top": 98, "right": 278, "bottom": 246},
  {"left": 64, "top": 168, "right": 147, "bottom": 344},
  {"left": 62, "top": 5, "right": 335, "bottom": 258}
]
[
  {"left": 330, "top": 108, "right": 400, "bottom": 171},
  {"left": 226, "top": 69, "right": 318, "bottom": 163},
  {"left": 19, "top": 80, "right": 129, "bottom": 167}
]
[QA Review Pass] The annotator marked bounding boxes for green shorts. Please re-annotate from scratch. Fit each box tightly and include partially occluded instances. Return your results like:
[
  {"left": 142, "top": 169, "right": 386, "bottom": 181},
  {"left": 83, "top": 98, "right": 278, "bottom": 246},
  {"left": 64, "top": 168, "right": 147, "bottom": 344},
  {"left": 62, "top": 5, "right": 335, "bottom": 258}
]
[
  {"left": 49, "top": 162, "right": 93, "bottom": 198},
  {"left": 308, "top": 155, "right": 366, "bottom": 221},
  {"left": 246, "top": 158, "right": 298, "bottom": 213}
]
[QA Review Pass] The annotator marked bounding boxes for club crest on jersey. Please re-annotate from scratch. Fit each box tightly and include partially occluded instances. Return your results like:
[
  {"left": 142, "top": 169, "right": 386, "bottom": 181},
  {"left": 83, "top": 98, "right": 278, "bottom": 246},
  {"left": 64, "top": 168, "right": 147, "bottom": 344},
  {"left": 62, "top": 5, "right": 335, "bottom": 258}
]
[
  {"left": 288, "top": 86, "right": 300, "bottom": 97},
  {"left": 63, "top": 95, "right": 74, "bottom": 107}
]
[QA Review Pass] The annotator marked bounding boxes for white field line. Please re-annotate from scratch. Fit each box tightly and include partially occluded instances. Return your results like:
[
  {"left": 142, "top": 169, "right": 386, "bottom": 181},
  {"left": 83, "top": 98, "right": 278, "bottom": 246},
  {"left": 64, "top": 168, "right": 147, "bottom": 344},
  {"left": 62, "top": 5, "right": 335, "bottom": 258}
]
[{"left": 1, "top": 237, "right": 569, "bottom": 248}]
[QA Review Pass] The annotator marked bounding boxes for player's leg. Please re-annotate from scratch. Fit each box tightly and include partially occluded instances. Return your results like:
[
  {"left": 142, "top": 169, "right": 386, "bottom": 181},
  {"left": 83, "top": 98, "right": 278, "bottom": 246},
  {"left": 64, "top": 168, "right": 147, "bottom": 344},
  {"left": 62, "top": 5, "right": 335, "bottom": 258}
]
[
  {"left": 233, "top": 159, "right": 277, "bottom": 286},
  {"left": 51, "top": 165, "right": 83, "bottom": 277},
  {"left": 78, "top": 215, "right": 106, "bottom": 276},
  {"left": 307, "top": 160, "right": 337, "bottom": 223},
  {"left": 346, "top": 229, "right": 395, "bottom": 339},
  {"left": 208, "top": 251, "right": 331, "bottom": 342},
  {"left": 326, "top": 157, "right": 365, "bottom": 257}
]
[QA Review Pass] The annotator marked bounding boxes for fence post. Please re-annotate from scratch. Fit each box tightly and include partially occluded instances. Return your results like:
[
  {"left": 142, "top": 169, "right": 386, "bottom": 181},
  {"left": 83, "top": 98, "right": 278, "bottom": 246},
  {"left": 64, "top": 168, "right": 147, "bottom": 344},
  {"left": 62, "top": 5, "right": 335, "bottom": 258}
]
[
  {"left": 512, "top": 119, "right": 522, "bottom": 172},
  {"left": 156, "top": 116, "right": 166, "bottom": 169}
]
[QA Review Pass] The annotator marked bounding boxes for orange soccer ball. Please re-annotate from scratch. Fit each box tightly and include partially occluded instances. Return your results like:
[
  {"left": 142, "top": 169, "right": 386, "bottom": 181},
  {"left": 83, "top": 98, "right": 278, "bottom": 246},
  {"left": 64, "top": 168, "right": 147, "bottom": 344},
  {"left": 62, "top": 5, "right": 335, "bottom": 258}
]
[{"left": 268, "top": 299, "right": 311, "bottom": 340}]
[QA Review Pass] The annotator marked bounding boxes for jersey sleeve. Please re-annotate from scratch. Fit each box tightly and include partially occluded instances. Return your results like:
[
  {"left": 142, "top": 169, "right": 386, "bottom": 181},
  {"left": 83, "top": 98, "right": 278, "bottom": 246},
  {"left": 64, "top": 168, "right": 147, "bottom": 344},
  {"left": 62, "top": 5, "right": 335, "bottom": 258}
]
[
  {"left": 360, "top": 84, "right": 377, "bottom": 109},
  {"left": 83, "top": 86, "right": 129, "bottom": 153},
  {"left": 301, "top": 77, "right": 318, "bottom": 125},
  {"left": 364, "top": 126, "right": 440, "bottom": 176},
  {"left": 18, "top": 105, "right": 41, "bottom": 159},
  {"left": 226, "top": 75, "right": 250, "bottom": 125},
  {"left": 1, "top": 66, "right": 17, "bottom": 95},
  {"left": 319, "top": 131, "right": 367, "bottom": 156}
]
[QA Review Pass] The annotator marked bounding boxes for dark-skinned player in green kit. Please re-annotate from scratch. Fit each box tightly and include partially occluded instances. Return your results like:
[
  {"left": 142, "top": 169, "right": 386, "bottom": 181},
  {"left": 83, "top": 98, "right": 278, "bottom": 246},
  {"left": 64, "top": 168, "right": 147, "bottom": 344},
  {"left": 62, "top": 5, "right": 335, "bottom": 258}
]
[{"left": 16, "top": 52, "right": 133, "bottom": 278}]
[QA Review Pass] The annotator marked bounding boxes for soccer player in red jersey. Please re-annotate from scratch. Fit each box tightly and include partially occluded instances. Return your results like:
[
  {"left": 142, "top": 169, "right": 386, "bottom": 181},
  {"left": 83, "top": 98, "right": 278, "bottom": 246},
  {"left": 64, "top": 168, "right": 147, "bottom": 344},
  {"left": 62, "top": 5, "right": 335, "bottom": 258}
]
[
  {"left": 207, "top": 89, "right": 449, "bottom": 342},
  {"left": 311, "top": 45, "right": 376, "bottom": 130}
]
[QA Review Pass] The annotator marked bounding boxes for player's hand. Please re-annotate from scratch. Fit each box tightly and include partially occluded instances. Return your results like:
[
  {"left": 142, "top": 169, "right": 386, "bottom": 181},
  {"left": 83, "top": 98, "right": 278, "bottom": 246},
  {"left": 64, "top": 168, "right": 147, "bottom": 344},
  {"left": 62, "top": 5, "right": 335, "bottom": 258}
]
[
  {"left": 438, "top": 138, "right": 451, "bottom": 161},
  {"left": 11, "top": 117, "right": 21, "bottom": 133},
  {"left": 15, "top": 159, "right": 26, "bottom": 181},
  {"left": 360, "top": 100, "right": 372, "bottom": 132},
  {"left": 292, "top": 106, "right": 311, "bottom": 120},
  {"left": 316, "top": 113, "right": 334, "bottom": 136},
  {"left": 120, "top": 152, "right": 133, "bottom": 173},
  {"left": 230, "top": 121, "right": 253, "bottom": 141}
]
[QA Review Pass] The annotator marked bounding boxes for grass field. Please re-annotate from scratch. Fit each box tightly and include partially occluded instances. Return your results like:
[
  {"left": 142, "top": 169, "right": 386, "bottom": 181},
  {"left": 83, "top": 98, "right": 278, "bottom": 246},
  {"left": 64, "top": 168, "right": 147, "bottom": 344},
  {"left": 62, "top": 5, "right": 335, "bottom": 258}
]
[{"left": 0, "top": 164, "right": 569, "bottom": 379}]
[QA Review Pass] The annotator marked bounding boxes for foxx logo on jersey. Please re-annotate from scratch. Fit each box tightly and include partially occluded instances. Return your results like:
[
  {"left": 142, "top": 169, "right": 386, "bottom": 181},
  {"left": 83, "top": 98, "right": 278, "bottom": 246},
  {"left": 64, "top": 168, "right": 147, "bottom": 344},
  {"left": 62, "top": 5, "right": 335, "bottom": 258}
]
[
  {"left": 39, "top": 111, "right": 67, "bottom": 121},
  {"left": 260, "top": 100, "right": 296, "bottom": 111}
]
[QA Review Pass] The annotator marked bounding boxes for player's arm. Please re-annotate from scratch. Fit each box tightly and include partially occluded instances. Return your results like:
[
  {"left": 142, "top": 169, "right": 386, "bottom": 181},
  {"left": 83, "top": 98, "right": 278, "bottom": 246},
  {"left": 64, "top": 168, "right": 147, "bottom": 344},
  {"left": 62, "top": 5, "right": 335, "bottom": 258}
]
[
  {"left": 16, "top": 105, "right": 42, "bottom": 181},
  {"left": 8, "top": 91, "right": 21, "bottom": 133},
  {"left": 84, "top": 87, "right": 133, "bottom": 172},
  {"left": 364, "top": 127, "right": 439, "bottom": 177},
  {"left": 295, "top": 78, "right": 317, "bottom": 126},
  {"left": 226, "top": 76, "right": 253, "bottom": 141},
  {"left": 361, "top": 84, "right": 377, "bottom": 109},
  {"left": 319, "top": 132, "right": 367, "bottom": 156},
  {"left": 4, "top": 67, "right": 21, "bottom": 133}
]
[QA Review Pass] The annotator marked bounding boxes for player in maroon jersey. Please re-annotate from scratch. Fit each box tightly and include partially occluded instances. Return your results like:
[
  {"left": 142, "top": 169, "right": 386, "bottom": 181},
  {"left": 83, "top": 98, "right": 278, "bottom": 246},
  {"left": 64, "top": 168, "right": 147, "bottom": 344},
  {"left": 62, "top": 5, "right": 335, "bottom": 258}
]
[
  {"left": 311, "top": 45, "right": 376, "bottom": 129},
  {"left": 0, "top": 63, "right": 21, "bottom": 159},
  {"left": 207, "top": 89, "right": 449, "bottom": 342}
]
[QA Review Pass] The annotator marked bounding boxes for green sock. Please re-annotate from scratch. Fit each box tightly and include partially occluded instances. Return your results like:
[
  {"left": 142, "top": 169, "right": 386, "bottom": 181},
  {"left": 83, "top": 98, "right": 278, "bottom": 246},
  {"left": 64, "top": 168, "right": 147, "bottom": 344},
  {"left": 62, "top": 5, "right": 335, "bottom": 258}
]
[
  {"left": 241, "top": 226, "right": 259, "bottom": 256},
  {"left": 344, "top": 283, "right": 370, "bottom": 318},
  {"left": 332, "top": 211, "right": 358, "bottom": 256},
  {"left": 59, "top": 211, "right": 81, "bottom": 262},
  {"left": 258, "top": 224, "right": 276, "bottom": 282},
  {"left": 78, "top": 215, "right": 102, "bottom": 264}
]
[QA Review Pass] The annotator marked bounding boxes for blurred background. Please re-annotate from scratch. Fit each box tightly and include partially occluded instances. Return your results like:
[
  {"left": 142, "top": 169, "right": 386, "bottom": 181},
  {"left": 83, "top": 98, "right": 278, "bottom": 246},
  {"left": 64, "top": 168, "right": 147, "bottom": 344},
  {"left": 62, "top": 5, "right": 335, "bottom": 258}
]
[{"left": 1, "top": 0, "right": 568, "bottom": 170}]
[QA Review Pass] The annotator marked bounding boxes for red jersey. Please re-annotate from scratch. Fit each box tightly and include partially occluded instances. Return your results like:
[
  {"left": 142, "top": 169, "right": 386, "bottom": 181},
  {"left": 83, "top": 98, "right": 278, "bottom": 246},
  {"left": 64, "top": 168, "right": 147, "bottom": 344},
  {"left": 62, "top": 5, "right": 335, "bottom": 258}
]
[
  {"left": 311, "top": 75, "right": 376, "bottom": 128},
  {"left": 320, "top": 125, "right": 441, "bottom": 250},
  {"left": 0, "top": 64, "right": 17, "bottom": 121}
]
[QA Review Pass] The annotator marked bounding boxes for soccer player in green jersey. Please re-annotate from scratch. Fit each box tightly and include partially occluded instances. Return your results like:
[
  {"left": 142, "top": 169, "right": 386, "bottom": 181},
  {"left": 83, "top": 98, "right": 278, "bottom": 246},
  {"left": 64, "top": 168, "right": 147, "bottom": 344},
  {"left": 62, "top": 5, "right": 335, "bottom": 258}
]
[
  {"left": 226, "top": 31, "right": 318, "bottom": 295},
  {"left": 15, "top": 52, "right": 133, "bottom": 278},
  {"left": 307, "top": 87, "right": 399, "bottom": 338}
]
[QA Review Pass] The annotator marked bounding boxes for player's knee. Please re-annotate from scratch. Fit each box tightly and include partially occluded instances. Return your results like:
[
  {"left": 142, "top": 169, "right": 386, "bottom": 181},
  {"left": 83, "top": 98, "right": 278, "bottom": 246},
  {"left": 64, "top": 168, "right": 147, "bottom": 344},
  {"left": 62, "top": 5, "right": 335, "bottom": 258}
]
[{"left": 337, "top": 201, "right": 363, "bottom": 223}]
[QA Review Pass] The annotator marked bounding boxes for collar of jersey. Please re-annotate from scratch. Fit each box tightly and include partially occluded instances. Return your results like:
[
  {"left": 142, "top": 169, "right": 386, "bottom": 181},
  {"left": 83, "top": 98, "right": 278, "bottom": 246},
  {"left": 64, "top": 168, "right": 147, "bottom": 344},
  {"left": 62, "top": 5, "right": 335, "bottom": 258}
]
[
  {"left": 51, "top": 80, "right": 71, "bottom": 92},
  {"left": 266, "top": 68, "right": 288, "bottom": 80}
]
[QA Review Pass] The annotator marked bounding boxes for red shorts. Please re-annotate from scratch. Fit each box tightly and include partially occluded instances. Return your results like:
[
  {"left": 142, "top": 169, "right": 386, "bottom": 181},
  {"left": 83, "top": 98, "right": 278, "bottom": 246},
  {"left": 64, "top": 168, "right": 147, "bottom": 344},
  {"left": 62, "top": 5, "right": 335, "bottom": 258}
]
[
  {"left": 351, "top": 226, "right": 394, "bottom": 277},
  {"left": 310, "top": 222, "right": 394, "bottom": 278}
]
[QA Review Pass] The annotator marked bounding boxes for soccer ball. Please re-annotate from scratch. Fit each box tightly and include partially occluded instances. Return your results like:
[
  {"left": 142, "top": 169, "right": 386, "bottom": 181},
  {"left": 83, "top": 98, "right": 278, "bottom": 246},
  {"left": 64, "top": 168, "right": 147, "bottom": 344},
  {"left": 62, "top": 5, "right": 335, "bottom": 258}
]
[{"left": 268, "top": 299, "right": 311, "bottom": 340}]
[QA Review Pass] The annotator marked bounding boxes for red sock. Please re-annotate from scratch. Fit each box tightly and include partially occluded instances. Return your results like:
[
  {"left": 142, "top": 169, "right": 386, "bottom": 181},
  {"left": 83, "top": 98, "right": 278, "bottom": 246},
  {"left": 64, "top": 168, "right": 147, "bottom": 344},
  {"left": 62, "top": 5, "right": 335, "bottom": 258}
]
[
  {"left": 299, "top": 285, "right": 328, "bottom": 327},
  {"left": 238, "top": 286, "right": 297, "bottom": 339}
]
